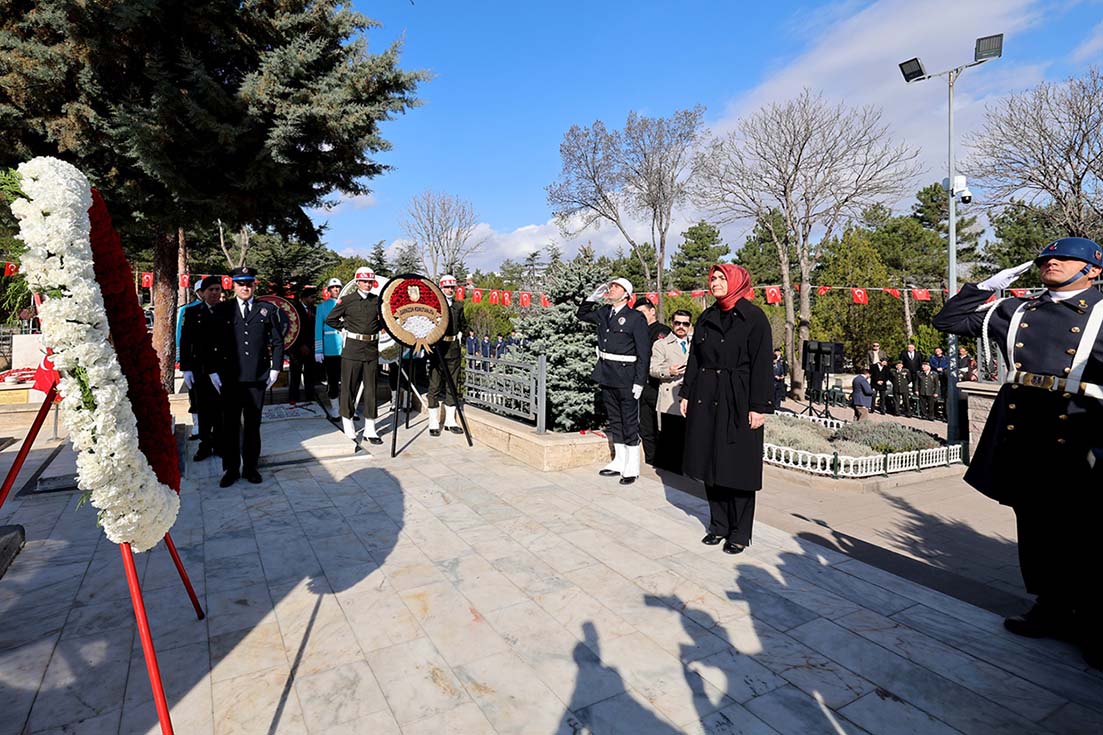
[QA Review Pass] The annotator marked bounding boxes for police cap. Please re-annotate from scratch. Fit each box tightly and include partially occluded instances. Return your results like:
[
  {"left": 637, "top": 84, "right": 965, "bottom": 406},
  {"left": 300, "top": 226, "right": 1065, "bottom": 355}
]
[{"left": 230, "top": 266, "right": 257, "bottom": 282}]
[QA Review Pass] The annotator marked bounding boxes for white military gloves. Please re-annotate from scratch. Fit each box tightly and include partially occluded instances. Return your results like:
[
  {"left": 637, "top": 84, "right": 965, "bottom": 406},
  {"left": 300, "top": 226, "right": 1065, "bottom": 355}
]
[
  {"left": 586, "top": 283, "right": 609, "bottom": 302},
  {"left": 182, "top": 371, "right": 194, "bottom": 389},
  {"left": 266, "top": 370, "right": 279, "bottom": 389},
  {"left": 210, "top": 373, "right": 222, "bottom": 393},
  {"left": 632, "top": 384, "right": 643, "bottom": 400},
  {"left": 314, "top": 352, "right": 324, "bottom": 364},
  {"left": 977, "top": 261, "right": 1032, "bottom": 291}
]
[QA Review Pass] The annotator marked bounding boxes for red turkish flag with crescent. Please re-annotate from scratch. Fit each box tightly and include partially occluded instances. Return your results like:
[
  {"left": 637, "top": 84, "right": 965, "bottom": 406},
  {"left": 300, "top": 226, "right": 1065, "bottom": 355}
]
[
  {"left": 765, "top": 286, "right": 782, "bottom": 304},
  {"left": 911, "top": 288, "right": 931, "bottom": 301},
  {"left": 666, "top": 290, "right": 682, "bottom": 297},
  {"left": 885, "top": 288, "right": 901, "bottom": 299},
  {"left": 33, "top": 350, "right": 61, "bottom": 398},
  {"left": 690, "top": 289, "right": 707, "bottom": 298},
  {"left": 179, "top": 273, "right": 190, "bottom": 289},
  {"left": 454, "top": 286, "right": 465, "bottom": 301},
  {"left": 540, "top": 293, "right": 552, "bottom": 307},
  {"left": 627, "top": 293, "right": 637, "bottom": 308},
  {"left": 851, "top": 288, "right": 869, "bottom": 305},
  {"left": 1010, "top": 288, "right": 1030, "bottom": 297},
  {"left": 501, "top": 290, "right": 512, "bottom": 306},
  {"left": 519, "top": 291, "right": 531, "bottom": 307},
  {"left": 817, "top": 285, "right": 831, "bottom": 296},
  {"left": 4, "top": 262, "right": 19, "bottom": 276},
  {"left": 472, "top": 288, "right": 483, "bottom": 303},
  {"left": 221, "top": 275, "right": 233, "bottom": 290},
  {"left": 488, "top": 290, "right": 500, "bottom": 305},
  {"left": 141, "top": 272, "right": 153, "bottom": 288}
]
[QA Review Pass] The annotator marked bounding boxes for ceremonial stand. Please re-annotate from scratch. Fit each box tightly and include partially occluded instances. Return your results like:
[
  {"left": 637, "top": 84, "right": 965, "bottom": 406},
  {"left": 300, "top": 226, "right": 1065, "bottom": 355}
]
[{"left": 0, "top": 384, "right": 205, "bottom": 735}]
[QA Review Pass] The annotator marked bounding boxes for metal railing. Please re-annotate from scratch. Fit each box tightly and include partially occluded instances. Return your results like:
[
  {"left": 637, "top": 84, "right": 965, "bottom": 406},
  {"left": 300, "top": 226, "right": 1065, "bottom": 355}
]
[{"left": 462, "top": 353, "right": 547, "bottom": 433}]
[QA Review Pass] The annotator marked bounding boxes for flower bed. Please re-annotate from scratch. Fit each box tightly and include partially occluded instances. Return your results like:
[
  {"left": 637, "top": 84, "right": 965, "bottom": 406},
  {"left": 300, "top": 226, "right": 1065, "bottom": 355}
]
[{"left": 764, "top": 413, "right": 959, "bottom": 478}]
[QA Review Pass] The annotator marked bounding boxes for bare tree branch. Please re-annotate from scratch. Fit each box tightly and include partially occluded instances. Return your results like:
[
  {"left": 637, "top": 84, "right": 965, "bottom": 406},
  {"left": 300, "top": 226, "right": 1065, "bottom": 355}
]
[{"left": 402, "top": 190, "right": 485, "bottom": 278}]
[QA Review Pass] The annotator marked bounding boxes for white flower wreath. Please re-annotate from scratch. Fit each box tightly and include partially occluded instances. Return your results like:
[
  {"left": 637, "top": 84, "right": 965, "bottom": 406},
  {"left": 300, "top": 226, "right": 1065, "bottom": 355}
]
[{"left": 9, "top": 157, "right": 179, "bottom": 552}]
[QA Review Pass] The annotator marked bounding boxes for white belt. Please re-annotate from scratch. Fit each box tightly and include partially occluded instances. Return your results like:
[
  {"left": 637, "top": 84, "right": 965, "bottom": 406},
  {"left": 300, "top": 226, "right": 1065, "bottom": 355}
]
[
  {"left": 1005, "top": 370, "right": 1103, "bottom": 400},
  {"left": 598, "top": 350, "right": 636, "bottom": 363},
  {"left": 345, "top": 331, "right": 378, "bottom": 342}
]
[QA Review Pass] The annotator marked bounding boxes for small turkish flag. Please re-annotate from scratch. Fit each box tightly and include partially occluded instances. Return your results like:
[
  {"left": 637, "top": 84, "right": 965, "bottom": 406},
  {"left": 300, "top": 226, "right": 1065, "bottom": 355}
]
[
  {"left": 455, "top": 286, "right": 465, "bottom": 301},
  {"left": 817, "top": 285, "right": 831, "bottom": 296},
  {"left": 472, "top": 288, "right": 483, "bottom": 303},
  {"left": 222, "top": 275, "right": 233, "bottom": 290},
  {"left": 646, "top": 292, "right": 658, "bottom": 304},
  {"left": 765, "top": 286, "right": 782, "bottom": 304},
  {"left": 1010, "top": 288, "right": 1029, "bottom": 297},
  {"left": 519, "top": 291, "right": 531, "bottom": 307},
  {"left": 885, "top": 288, "right": 901, "bottom": 299},
  {"left": 666, "top": 290, "right": 682, "bottom": 297},
  {"left": 540, "top": 293, "right": 551, "bottom": 307},
  {"left": 179, "top": 273, "right": 191, "bottom": 289},
  {"left": 911, "top": 288, "right": 931, "bottom": 301},
  {"left": 33, "top": 349, "right": 60, "bottom": 396},
  {"left": 4, "top": 262, "right": 19, "bottom": 276},
  {"left": 851, "top": 288, "right": 869, "bottom": 305},
  {"left": 691, "top": 289, "right": 706, "bottom": 298},
  {"left": 501, "top": 290, "right": 512, "bottom": 306},
  {"left": 141, "top": 272, "right": 153, "bottom": 288},
  {"left": 627, "top": 293, "right": 637, "bottom": 308},
  {"left": 489, "top": 290, "right": 500, "bottom": 305}
]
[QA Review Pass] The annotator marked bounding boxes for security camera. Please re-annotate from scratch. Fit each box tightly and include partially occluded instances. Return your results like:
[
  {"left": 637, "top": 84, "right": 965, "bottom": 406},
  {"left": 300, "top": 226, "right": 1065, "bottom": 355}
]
[{"left": 959, "top": 187, "right": 972, "bottom": 204}]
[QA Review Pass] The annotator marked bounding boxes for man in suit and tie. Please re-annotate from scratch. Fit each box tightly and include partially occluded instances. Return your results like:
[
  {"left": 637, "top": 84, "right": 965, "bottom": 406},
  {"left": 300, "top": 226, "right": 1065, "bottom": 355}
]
[
  {"left": 179, "top": 276, "right": 224, "bottom": 461},
  {"left": 866, "top": 342, "right": 885, "bottom": 371},
  {"left": 207, "top": 266, "right": 284, "bottom": 487},
  {"left": 899, "top": 342, "right": 925, "bottom": 393}
]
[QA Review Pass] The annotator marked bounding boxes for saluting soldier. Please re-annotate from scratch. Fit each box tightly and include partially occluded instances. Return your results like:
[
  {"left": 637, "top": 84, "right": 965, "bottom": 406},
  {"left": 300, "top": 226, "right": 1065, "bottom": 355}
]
[
  {"left": 933, "top": 237, "right": 1103, "bottom": 670},
  {"left": 207, "top": 266, "right": 284, "bottom": 487},
  {"left": 427, "top": 274, "right": 467, "bottom": 437},
  {"left": 325, "top": 266, "right": 384, "bottom": 445},
  {"left": 577, "top": 277, "right": 651, "bottom": 484},
  {"left": 179, "top": 275, "right": 224, "bottom": 461}
]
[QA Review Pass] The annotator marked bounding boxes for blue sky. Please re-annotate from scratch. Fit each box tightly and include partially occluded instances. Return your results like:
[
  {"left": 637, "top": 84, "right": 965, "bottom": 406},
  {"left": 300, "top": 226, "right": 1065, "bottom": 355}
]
[{"left": 309, "top": 0, "right": 1103, "bottom": 270}]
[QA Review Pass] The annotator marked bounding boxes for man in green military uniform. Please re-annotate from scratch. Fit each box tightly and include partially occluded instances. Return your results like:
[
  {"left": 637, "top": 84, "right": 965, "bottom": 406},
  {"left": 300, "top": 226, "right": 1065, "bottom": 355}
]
[
  {"left": 888, "top": 359, "right": 912, "bottom": 417},
  {"left": 427, "top": 274, "right": 467, "bottom": 436},
  {"left": 325, "top": 266, "right": 383, "bottom": 445},
  {"left": 915, "top": 362, "right": 940, "bottom": 420}
]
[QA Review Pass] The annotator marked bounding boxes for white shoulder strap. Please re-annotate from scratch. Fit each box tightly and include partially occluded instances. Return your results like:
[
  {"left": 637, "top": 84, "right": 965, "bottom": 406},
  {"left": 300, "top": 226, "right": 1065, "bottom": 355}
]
[
  {"left": 1001, "top": 300, "right": 1032, "bottom": 379},
  {"left": 1065, "top": 299, "right": 1103, "bottom": 391}
]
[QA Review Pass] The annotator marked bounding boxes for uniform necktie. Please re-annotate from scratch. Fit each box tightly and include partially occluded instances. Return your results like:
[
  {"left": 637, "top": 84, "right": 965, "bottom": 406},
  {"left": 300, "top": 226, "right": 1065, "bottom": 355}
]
[{"left": 243, "top": 301, "right": 251, "bottom": 320}]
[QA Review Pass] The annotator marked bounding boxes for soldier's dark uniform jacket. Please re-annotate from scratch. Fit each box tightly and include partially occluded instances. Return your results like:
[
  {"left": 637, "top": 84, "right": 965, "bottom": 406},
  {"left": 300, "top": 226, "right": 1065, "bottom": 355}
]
[
  {"left": 428, "top": 298, "right": 466, "bottom": 408},
  {"left": 207, "top": 299, "right": 285, "bottom": 383},
  {"left": 576, "top": 302, "right": 651, "bottom": 388},
  {"left": 932, "top": 283, "right": 1103, "bottom": 504},
  {"left": 325, "top": 291, "right": 383, "bottom": 419},
  {"left": 179, "top": 301, "right": 215, "bottom": 376}
]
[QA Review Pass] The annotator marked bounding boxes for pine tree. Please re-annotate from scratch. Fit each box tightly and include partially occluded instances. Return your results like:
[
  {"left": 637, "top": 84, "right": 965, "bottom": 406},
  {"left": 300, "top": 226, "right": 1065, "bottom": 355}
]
[
  {"left": 669, "top": 221, "right": 729, "bottom": 290},
  {"left": 393, "top": 241, "right": 422, "bottom": 274},
  {"left": 912, "top": 182, "right": 980, "bottom": 263},
  {"left": 367, "top": 240, "right": 390, "bottom": 276},
  {"left": 733, "top": 211, "right": 795, "bottom": 285},
  {"left": 982, "top": 201, "right": 1061, "bottom": 288},
  {"left": 609, "top": 243, "right": 657, "bottom": 293},
  {"left": 514, "top": 248, "right": 611, "bottom": 431}
]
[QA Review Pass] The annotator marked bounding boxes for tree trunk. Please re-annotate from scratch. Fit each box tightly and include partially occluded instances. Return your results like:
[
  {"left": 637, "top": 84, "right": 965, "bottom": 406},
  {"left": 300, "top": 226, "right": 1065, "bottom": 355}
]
[
  {"left": 152, "top": 230, "right": 179, "bottom": 394},
  {"left": 177, "top": 227, "right": 188, "bottom": 306},
  {"left": 903, "top": 286, "right": 914, "bottom": 339},
  {"left": 796, "top": 257, "right": 813, "bottom": 392},
  {"left": 656, "top": 232, "right": 665, "bottom": 316}
]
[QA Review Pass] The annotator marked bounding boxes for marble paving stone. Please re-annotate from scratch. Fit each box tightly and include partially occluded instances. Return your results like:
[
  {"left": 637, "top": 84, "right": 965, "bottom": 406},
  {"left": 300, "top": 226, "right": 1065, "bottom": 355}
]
[
  {"left": 333, "top": 570, "right": 423, "bottom": 653},
  {"left": 365, "top": 637, "right": 469, "bottom": 725},
  {"left": 209, "top": 621, "right": 288, "bottom": 683},
  {"left": 203, "top": 528, "right": 259, "bottom": 562},
  {"left": 531, "top": 584, "right": 638, "bottom": 645},
  {"left": 33, "top": 708, "right": 123, "bottom": 735},
  {"left": 559, "top": 528, "right": 668, "bottom": 579},
  {"left": 488, "top": 550, "right": 574, "bottom": 597},
  {"left": 375, "top": 547, "right": 449, "bottom": 591},
  {"left": 345, "top": 510, "right": 403, "bottom": 551},
  {"left": 634, "top": 569, "right": 749, "bottom": 629},
  {"left": 256, "top": 537, "right": 324, "bottom": 585},
  {"left": 836, "top": 607, "right": 1067, "bottom": 722},
  {"left": 27, "top": 629, "right": 133, "bottom": 732},
  {"left": 312, "top": 710, "right": 401, "bottom": 735},
  {"left": 0, "top": 634, "right": 59, "bottom": 735},
  {"left": 568, "top": 690, "right": 684, "bottom": 734},
  {"left": 838, "top": 689, "right": 962, "bottom": 735},
  {"left": 204, "top": 582, "right": 276, "bottom": 637},
  {"left": 205, "top": 551, "right": 266, "bottom": 593},
  {"left": 276, "top": 601, "right": 363, "bottom": 678},
  {"left": 686, "top": 646, "right": 788, "bottom": 705},
  {"left": 486, "top": 601, "right": 626, "bottom": 709},
  {"left": 307, "top": 532, "right": 375, "bottom": 572},
  {"left": 59, "top": 597, "right": 136, "bottom": 640},
  {"left": 434, "top": 553, "right": 529, "bottom": 613},
  {"left": 399, "top": 701, "right": 496, "bottom": 735},
  {"left": 399, "top": 581, "right": 511, "bottom": 667},
  {"left": 120, "top": 642, "right": 213, "bottom": 735},
  {"left": 211, "top": 664, "right": 308, "bottom": 735},
  {"left": 294, "top": 660, "right": 388, "bottom": 730},
  {"left": 427, "top": 503, "right": 488, "bottom": 533},
  {"left": 1038, "top": 701, "right": 1103, "bottom": 735},
  {"left": 682, "top": 701, "right": 782, "bottom": 735},
  {"left": 788, "top": 618, "right": 1042, "bottom": 734},
  {"left": 0, "top": 598, "right": 74, "bottom": 648},
  {"left": 745, "top": 685, "right": 871, "bottom": 735},
  {"left": 455, "top": 650, "right": 573, "bottom": 735}
]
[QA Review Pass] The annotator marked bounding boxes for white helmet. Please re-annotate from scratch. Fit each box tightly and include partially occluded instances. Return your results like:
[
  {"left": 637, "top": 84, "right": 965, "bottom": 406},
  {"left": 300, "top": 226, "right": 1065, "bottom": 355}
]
[
  {"left": 609, "top": 277, "right": 634, "bottom": 296},
  {"left": 440, "top": 274, "right": 458, "bottom": 287},
  {"left": 354, "top": 266, "right": 376, "bottom": 282},
  {"left": 326, "top": 278, "right": 342, "bottom": 288}
]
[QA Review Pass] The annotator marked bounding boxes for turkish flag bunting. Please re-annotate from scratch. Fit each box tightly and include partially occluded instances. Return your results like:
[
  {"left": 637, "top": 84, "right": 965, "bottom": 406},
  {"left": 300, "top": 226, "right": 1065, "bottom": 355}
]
[
  {"left": 646, "top": 292, "right": 658, "bottom": 304},
  {"left": 179, "top": 273, "right": 191, "bottom": 289},
  {"left": 472, "top": 288, "right": 483, "bottom": 303},
  {"left": 221, "top": 275, "right": 233, "bottom": 290},
  {"left": 794, "top": 283, "right": 801, "bottom": 291},
  {"left": 627, "top": 293, "right": 637, "bottom": 308},
  {"left": 816, "top": 285, "right": 831, "bottom": 296},
  {"left": 455, "top": 286, "right": 465, "bottom": 300},
  {"left": 141, "top": 272, "right": 153, "bottom": 288},
  {"left": 851, "top": 288, "right": 869, "bottom": 305},
  {"left": 666, "top": 290, "right": 681, "bottom": 297},
  {"left": 540, "top": 293, "right": 552, "bottom": 307},
  {"left": 765, "top": 286, "right": 782, "bottom": 304},
  {"left": 911, "top": 288, "right": 931, "bottom": 301},
  {"left": 489, "top": 290, "right": 500, "bottom": 305},
  {"left": 885, "top": 288, "right": 901, "bottom": 299},
  {"left": 690, "top": 289, "right": 707, "bottom": 297},
  {"left": 501, "top": 290, "right": 512, "bottom": 306},
  {"left": 4, "top": 262, "right": 19, "bottom": 276},
  {"left": 519, "top": 291, "right": 531, "bottom": 307},
  {"left": 1010, "top": 288, "right": 1030, "bottom": 297}
]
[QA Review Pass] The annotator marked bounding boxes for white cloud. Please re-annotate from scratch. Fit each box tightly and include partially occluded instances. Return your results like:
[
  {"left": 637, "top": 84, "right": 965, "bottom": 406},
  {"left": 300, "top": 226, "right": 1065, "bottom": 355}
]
[
  {"left": 308, "top": 191, "right": 377, "bottom": 217},
  {"left": 1072, "top": 19, "right": 1103, "bottom": 62}
]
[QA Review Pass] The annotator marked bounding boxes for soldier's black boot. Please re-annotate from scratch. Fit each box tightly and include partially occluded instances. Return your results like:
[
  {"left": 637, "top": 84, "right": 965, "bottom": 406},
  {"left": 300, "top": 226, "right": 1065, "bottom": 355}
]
[{"left": 1003, "top": 601, "right": 1064, "bottom": 639}]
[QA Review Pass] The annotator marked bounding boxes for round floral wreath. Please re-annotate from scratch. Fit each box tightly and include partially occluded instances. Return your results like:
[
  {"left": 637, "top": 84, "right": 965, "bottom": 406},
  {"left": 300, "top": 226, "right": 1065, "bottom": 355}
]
[{"left": 6, "top": 157, "right": 179, "bottom": 552}]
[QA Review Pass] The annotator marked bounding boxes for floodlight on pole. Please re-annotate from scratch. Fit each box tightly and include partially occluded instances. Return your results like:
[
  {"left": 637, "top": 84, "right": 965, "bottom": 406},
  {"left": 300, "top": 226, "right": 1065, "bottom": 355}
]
[{"left": 898, "top": 34, "right": 1003, "bottom": 453}]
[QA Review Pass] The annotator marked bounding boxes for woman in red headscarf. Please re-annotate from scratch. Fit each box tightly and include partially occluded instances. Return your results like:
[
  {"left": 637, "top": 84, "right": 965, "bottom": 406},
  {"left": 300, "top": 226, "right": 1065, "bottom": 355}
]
[{"left": 679, "top": 264, "right": 775, "bottom": 553}]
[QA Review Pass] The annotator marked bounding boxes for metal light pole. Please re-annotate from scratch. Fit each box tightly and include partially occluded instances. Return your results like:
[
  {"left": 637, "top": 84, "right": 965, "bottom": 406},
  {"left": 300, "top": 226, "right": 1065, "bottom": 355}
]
[{"left": 899, "top": 34, "right": 1003, "bottom": 446}]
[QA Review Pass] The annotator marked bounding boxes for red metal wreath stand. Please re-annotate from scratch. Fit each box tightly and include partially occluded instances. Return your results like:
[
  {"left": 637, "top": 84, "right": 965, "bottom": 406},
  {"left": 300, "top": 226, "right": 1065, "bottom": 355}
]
[{"left": 0, "top": 384, "right": 204, "bottom": 735}]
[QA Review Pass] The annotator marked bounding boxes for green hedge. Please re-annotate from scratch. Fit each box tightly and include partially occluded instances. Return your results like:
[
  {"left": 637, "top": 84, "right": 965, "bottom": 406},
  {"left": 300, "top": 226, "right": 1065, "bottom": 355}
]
[{"left": 765, "top": 413, "right": 939, "bottom": 456}]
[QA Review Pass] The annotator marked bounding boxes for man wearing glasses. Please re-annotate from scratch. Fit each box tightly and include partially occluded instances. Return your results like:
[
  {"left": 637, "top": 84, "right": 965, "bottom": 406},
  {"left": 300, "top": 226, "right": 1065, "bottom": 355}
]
[
  {"left": 206, "top": 266, "right": 284, "bottom": 487},
  {"left": 649, "top": 309, "right": 693, "bottom": 471},
  {"left": 427, "top": 274, "right": 467, "bottom": 436}
]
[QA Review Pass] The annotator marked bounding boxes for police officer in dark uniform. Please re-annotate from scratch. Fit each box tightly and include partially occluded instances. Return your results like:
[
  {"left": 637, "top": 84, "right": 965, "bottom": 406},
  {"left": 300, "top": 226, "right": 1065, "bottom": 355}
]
[
  {"left": 207, "top": 266, "right": 284, "bottom": 487},
  {"left": 427, "top": 274, "right": 467, "bottom": 437},
  {"left": 180, "top": 275, "right": 224, "bottom": 461},
  {"left": 933, "top": 237, "right": 1103, "bottom": 669},
  {"left": 577, "top": 277, "right": 651, "bottom": 484},
  {"left": 325, "top": 266, "right": 384, "bottom": 445}
]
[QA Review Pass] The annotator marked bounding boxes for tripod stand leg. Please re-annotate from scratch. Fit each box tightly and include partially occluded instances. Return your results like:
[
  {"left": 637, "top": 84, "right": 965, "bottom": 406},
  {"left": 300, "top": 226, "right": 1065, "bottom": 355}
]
[{"left": 390, "top": 358, "right": 404, "bottom": 459}]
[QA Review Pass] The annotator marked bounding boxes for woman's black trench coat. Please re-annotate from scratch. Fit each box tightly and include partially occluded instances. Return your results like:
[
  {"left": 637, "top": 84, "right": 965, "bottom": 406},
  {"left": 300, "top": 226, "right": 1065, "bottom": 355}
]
[{"left": 681, "top": 302, "right": 775, "bottom": 490}]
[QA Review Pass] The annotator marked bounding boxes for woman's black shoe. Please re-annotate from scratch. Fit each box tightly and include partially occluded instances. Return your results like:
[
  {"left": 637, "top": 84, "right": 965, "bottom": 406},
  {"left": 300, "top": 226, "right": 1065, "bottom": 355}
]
[
  {"left": 701, "top": 534, "right": 724, "bottom": 546},
  {"left": 722, "top": 541, "right": 745, "bottom": 555}
]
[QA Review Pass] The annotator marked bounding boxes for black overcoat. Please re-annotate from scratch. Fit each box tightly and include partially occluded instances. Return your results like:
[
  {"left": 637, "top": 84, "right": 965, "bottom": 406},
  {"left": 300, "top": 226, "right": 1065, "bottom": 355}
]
[
  {"left": 179, "top": 301, "right": 216, "bottom": 376},
  {"left": 681, "top": 302, "right": 775, "bottom": 490},
  {"left": 932, "top": 284, "right": 1103, "bottom": 504},
  {"left": 207, "top": 298, "right": 285, "bottom": 383}
]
